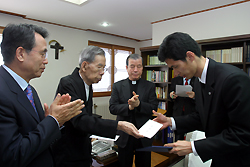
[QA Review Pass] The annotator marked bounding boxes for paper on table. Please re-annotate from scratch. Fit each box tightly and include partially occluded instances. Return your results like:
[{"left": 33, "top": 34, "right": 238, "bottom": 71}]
[
  {"left": 90, "top": 135, "right": 120, "bottom": 141},
  {"left": 176, "top": 85, "right": 192, "bottom": 97},
  {"left": 138, "top": 120, "right": 163, "bottom": 139}
]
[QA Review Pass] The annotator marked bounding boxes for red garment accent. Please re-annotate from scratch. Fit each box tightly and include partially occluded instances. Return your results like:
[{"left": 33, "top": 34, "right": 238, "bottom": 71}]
[{"left": 183, "top": 78, "right": 188, "bottom": 111}]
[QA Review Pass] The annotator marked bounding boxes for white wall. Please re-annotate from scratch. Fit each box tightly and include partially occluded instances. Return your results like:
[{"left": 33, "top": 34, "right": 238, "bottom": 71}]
[
  {"left": 0, "top": 13, "right": 140, "bottom": 109},
  {"left": 152, "top": 1, "right": 250, "bottom": 45},
  {"left": 138, "top": 40, "right": 152, "bottom": 48}
]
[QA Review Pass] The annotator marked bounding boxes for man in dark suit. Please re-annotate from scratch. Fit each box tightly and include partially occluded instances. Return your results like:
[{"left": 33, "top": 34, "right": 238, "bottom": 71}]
[
  {"left": 168, "top": 76, "right": 196, "bottom": 141},
  {"left": 0, "top": 23, "right": 84, "bottom": 167},
  {"left": 153, "top": 32, "right": 250, "bottom": 167},
  {"left": 109, "top": 54, "right": 158, "bottom": 167},
  {"left": 51, "top": 46, "right": 143, "bottom": 167}
]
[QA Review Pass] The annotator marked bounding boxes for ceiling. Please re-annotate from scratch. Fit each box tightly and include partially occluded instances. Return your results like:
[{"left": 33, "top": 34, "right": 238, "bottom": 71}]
[{"left": 0, "top": 0, "right": 244, "bottom": 42}]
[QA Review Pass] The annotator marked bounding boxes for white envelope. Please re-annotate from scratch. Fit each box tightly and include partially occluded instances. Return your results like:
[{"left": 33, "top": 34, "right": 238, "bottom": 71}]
[{"left": 138, "top": 120, "right": 163, "bottom": 139}]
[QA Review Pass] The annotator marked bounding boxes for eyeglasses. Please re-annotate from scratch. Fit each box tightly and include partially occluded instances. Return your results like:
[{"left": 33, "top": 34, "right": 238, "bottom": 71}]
[
  {"left": 97, "top": 66, "right": 107, "bottom": 73},
  {"left": 87, "top": 62, "right": 107, "bottom": 73},
  {"left": 30, "top": 49, "right": 48, "bottom": 59}
]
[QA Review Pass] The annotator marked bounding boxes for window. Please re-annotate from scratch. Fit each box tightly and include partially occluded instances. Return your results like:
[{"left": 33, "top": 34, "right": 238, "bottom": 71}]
[
  {"left": 0, "top": 27, "right": 4, "bottom": 65},
  {"left": 88, "top": 41, "right": 135, "bottom": 97}
]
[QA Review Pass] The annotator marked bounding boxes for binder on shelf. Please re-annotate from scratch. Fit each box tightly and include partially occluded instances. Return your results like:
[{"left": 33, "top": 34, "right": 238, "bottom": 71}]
[
  {"left": 247, "top": 45, "right": 250, "bottom": 62},
  {"left": 167, "top": 127, "right": 173, "bottom": 143}
]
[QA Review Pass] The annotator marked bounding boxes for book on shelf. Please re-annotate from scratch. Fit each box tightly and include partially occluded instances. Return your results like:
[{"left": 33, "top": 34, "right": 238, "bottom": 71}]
[
  {"left": 155, "top": 86, "right": 168, "bottom": 99},
  {"left": 158, "top": 101, "right": 167, "bottom": 110},
  {"left": 167, "top": 127, "right": 173, "bottom": 143},
  {"left": 221, "top": 49, "right": 231, "bottom": 63},
  {"left": 172, "top": 70, "right": 175, "bottom": 78},
  {"left": 247, "top": 44, "right": 250, "bottom": 62},
  {"left": 147, "top": 55, "right": 166, "bottom": 65},
  {"left": 206, "top": 47, "right": 243, "bottom": 63},
  {"left": 247, "top": 67, "right": 250, "bottom": 77},
  {"left": 146, "top": 70, "right": 168, "bottom": 82}
]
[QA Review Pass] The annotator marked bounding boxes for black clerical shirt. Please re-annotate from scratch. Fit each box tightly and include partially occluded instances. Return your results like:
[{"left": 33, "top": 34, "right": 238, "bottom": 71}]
[{"left": 128, "top": 78, "right": 142, "bottom": 126}]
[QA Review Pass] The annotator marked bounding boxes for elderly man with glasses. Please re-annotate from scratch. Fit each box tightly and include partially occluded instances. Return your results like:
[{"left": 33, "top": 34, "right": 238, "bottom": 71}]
[{"left": 52, "top": 46, "right": 143, "bottom": 167}]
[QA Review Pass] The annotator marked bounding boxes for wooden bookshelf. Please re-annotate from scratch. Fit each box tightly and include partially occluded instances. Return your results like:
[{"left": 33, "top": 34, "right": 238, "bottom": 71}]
[
  {"left": 140, "top": 46, "right": 174, "bottom": 117},
  {"left": 197, "top": 34, "right": 250, "bottom": 75}
]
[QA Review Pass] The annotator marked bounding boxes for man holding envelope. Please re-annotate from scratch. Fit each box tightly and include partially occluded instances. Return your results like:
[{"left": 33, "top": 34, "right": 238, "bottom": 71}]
[{"left": 169, "top": 76, "right": 196, "bottom": 141}]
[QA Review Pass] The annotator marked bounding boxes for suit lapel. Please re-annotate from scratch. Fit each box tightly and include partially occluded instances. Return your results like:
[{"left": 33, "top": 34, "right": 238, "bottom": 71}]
[
  {"left": 72, "top": 68, "right": 87, "bottom": 102},
  {"left": 136, "top": 79, "right": 146, "bottom": 100},
  {"left": 122, "top": 78, "right": 131, "bottom": 100},
  {"left": 0, "top": 67, "right": 41, "bottom": 123},
  {"left": 203, "top": 58, "right": 215, "bottom": 129},
  {"left": 19, "top": 89, "right": 40, "bottom": 123},
  {"left": 194, "top": 80, "right": 206, "bottom": 127},
  {"left": 89, "top": 85, "right": 93, "bottom": 102},
  {"left": 31, "top": 86, "right": 44, "bottom": 121},
  {"left": 72, "top": 68, "right": 93, "bottom": 114}
]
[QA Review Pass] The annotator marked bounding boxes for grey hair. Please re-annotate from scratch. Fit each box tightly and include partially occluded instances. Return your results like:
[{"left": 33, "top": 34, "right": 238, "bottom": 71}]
[
  {"left": 126, "top": 54, "right": 143, "bottom": 66},
  {"left": 79, "top": 46, "right": 105, "bottom": 67}
]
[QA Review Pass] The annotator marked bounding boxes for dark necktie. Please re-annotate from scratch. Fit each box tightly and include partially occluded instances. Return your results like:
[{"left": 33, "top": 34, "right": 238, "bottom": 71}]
[{"left": 25, "top": 85, "right": 39, "bottom": 119}]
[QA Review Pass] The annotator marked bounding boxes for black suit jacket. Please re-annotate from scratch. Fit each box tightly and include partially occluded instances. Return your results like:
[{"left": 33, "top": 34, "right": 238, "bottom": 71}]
[
  {"left": 109, "top": 78, "right": 158, "bottom": 148},
  {"left": 168, "top": 76, "right": 196, "bottom": 117},
  {"left": 175, "top": 59, "right": 250, "bottom": 167},
  {"left": 51, "top": 67, "right": 118, "bottom": 167},
  {"left": 0, "top": 66, "right": 61, "bottom": 167}
]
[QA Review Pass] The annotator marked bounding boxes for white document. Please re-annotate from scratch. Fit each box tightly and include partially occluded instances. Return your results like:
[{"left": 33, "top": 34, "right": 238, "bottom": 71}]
[
  {"left": 176, "top": 85, "right": 192, "bottom": 97},
  {"left": 139, "top": 120, "right": 163, "bottom": 139},
  {"left": 90, "top": 135, "right": 120, "bottom": 141}
]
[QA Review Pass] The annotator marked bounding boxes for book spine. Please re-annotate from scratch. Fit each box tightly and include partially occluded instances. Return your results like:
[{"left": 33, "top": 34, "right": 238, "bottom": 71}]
[{"left": 167, "top": 127, "right": 173, "bottom": 143}]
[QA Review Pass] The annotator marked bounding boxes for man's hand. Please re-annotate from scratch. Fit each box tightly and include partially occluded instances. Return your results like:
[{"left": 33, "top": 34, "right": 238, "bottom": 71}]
[
  {"left": 170, "top": 91, "right": 177, "bottom": 99},
  {"left": 152, "top": 110, "right": 171, "bottom": 130},
  {"left": 186, "top": 91, "right": 195, "bottom": 99},
  {"left": 128, "top": 91, "right": 140, "bottom": 110},
  {"left": 46, "top": 93, "right": 85, "bottom": 126},
  {"left": 117, "top": 121, "right": 144, "bottom": 139},
  {"left": 164, "top": 140, "right": 193, "bottom": 156},
  {"left": 44, "top": 93, "right": 72, "bottom": 117}
]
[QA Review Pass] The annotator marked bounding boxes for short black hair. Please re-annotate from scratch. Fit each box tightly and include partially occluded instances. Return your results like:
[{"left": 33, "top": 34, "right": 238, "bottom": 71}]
[
  {"left": 1, "top": 23, "right": 49, "bottom": 64},
  {"left": 158, "top": 32, "right": 201, "bottom": 62},
  {"left": 126, "top": 54, "right": 143, "bottom": 66}
]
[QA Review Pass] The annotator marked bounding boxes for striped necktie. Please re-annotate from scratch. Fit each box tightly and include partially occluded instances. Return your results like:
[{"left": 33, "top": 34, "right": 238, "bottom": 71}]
[{"left": 25, "top": 85, "right": 39, "bottom": 119}]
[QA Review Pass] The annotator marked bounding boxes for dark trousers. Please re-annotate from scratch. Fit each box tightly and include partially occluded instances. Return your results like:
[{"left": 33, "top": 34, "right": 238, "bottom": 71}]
[{"left": 118, "top": 136, "right": 151, "bottom": 167}]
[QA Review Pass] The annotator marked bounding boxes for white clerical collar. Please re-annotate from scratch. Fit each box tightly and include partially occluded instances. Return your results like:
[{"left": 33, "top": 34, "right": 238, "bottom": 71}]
[
  {"left": 79, "top": 71, "right": 89, "bottom": 101},
  {"left": 198, "top": 58, "right": 209, "bottom": 84}
]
